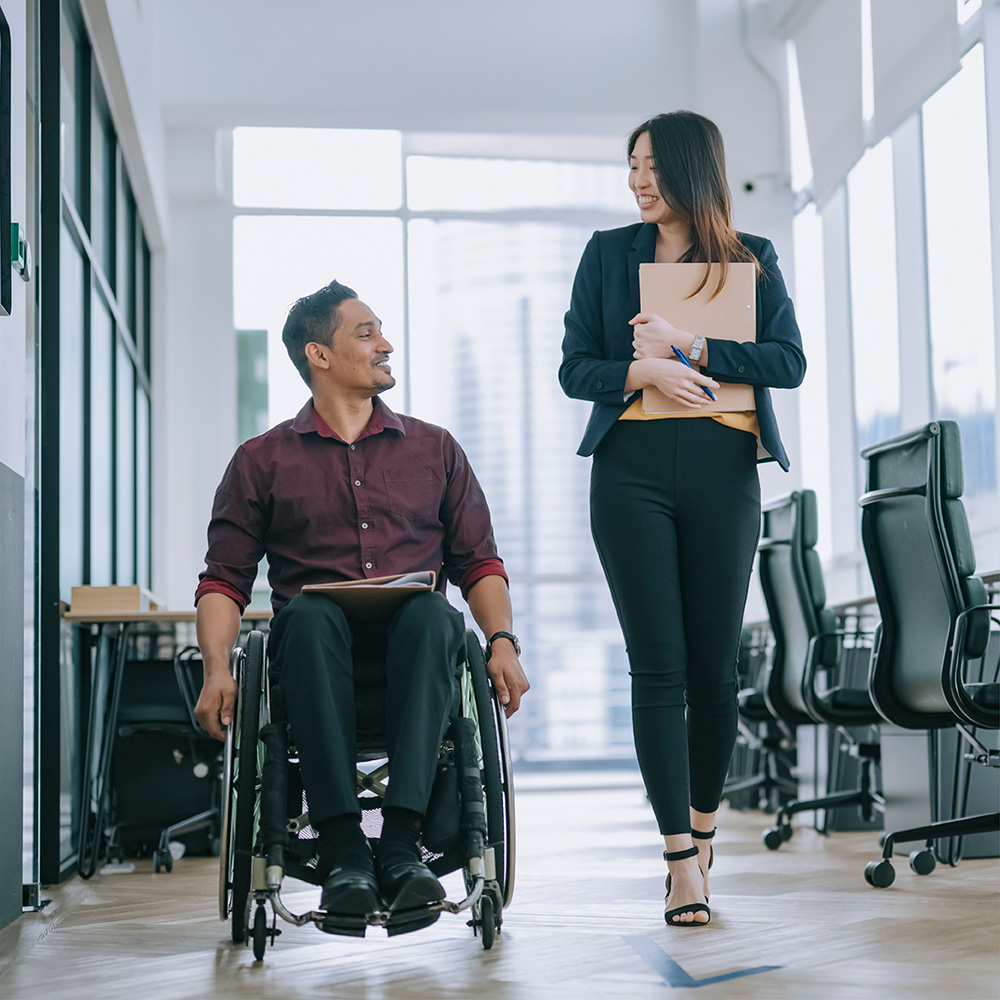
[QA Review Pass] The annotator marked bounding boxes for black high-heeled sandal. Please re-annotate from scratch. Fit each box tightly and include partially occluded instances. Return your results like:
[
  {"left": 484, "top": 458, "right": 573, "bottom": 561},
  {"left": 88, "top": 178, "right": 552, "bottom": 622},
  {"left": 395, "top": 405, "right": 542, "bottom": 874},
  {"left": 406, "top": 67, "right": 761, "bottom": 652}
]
[
  {"left": 663, "top": 847, "right": 711, "bottom": 927},
  {"left": 692, "top": 827, "right": 715, "bottom": 899},
  {"left": 664, "top": 828, "right": 715, "bottom": 900},
  {"left": 692, "top": 826, "right": 716, "bottom": 871}
]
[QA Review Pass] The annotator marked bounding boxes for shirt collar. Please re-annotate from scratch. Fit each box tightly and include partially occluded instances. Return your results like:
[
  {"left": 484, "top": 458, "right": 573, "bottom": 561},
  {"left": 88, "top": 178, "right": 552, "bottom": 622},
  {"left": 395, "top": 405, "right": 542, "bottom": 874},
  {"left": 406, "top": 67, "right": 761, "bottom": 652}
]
[{"left": 290, "top": 396, "right": 406, "bottom": 442}]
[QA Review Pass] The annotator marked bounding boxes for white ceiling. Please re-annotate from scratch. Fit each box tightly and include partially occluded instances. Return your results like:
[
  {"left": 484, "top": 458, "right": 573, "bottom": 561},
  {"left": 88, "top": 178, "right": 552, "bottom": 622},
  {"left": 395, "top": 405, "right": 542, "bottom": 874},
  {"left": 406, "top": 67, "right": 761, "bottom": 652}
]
[{"left": 149, "top": 0, "right": 697, "bottom": 138}]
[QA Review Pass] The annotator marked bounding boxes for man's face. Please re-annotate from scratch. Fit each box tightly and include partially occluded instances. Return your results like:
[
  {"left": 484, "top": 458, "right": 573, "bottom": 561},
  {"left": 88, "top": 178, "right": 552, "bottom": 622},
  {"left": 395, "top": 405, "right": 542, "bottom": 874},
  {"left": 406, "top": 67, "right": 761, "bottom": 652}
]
[{"left": 314, "top": 298, "right": 396, "bottom": 396}]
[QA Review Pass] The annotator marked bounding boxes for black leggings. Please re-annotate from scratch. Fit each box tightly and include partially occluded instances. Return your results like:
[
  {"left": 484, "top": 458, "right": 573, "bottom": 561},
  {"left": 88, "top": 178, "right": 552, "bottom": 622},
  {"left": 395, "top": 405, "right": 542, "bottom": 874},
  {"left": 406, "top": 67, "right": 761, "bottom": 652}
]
[{"left": 590, "top": 418, "right": 761, "bottom": 835}]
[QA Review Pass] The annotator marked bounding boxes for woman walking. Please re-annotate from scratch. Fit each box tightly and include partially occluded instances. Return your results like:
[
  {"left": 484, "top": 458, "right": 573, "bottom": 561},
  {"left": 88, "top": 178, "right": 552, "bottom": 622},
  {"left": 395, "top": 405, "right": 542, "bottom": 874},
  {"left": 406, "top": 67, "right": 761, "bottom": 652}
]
[{"left": 559, "top": 111, "right": 805, "bottom": 926}]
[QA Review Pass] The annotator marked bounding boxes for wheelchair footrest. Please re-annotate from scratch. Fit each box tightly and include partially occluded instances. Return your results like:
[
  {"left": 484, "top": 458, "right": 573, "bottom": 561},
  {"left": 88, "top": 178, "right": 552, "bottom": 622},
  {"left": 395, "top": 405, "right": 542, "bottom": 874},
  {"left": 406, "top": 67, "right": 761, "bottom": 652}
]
[{"left": 313, "top": 900, "right": 445, "bottom": 937}]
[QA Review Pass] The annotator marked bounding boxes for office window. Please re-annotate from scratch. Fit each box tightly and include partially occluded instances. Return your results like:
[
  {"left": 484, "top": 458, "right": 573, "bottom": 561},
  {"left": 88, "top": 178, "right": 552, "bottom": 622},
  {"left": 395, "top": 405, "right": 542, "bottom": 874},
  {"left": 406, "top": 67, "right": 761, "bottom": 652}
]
[
  {"left": 90, "top": 93, "right": 113, "bottom": 276},
  {"left": 58, "top": 223, "right": 85, "bottom": 598},
  {"left": 58, "top": 5, "right": 79, "bottom": 203},
  {"left": 922, "top": 43, "right": 996, "bottom": 527},
  {"left": 116, "top": 341, "right": 135, "bottom": 583},
  {"left": 233, "top": 132, "right": 636, "bottom": 762},
  {"left": 233, "top": 214, "right": 405, "bottom": 423},
  {"left": 847, "top": 137, "right": 901, "bottom": 453},
  {"left": 37, "top": 0, "right": 156, "bottom": 881},
  {"left": 89, "top": 288, "right": 114, "bottom": 585}
]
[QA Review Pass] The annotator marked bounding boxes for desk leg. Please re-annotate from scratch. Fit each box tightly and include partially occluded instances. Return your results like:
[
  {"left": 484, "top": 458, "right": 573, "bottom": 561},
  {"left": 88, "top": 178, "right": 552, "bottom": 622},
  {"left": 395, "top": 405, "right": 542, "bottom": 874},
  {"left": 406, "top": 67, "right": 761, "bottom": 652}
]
[{"left": 77, "top": 623, "right": 129, "bottom": 879}]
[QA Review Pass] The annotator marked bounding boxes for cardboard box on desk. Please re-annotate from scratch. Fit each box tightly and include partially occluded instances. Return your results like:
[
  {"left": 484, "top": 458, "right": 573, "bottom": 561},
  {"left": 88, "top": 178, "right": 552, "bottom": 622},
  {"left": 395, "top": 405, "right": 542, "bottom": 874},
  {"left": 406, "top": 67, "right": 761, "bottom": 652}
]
[{"left": 69, "top": 585, "right": 164, "bottom": 615}]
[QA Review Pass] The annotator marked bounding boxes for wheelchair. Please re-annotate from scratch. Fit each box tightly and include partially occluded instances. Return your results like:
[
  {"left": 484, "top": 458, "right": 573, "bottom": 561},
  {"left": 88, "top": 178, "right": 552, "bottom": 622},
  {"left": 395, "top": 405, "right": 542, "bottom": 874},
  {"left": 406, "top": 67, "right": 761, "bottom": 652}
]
[{"left": 218, "top": 628, "right": 515, "bottom": 960}]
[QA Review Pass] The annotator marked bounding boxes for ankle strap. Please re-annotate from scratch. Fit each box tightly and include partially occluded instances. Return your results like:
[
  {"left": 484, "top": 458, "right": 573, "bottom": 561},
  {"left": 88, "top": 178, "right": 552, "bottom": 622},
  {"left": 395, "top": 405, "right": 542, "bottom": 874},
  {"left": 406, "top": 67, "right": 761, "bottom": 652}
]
[
  {"left": 663, "top": 846, "right": 699, "bottom": 862},
  {"left": 691, "top": 828, "right": 716, "bottom": 840}
]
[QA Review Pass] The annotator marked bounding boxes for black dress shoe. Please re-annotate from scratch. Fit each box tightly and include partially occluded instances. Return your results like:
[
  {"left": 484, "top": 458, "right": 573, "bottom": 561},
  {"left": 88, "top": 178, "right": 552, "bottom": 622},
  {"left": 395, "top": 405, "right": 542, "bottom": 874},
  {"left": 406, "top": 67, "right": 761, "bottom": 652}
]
[
  {"left": 375, "top": 842, "right": 445, "bottom": 935},
  {"left": 319, "top": 846, "right": 380, "bottom": 936}
]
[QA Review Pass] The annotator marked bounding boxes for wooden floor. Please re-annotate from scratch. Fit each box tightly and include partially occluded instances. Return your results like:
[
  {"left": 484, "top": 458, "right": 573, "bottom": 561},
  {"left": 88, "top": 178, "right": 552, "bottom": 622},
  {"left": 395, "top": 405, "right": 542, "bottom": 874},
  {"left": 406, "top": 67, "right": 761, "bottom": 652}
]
[{"left": 2, "top": 780, "right": 998, "bottom": 999}]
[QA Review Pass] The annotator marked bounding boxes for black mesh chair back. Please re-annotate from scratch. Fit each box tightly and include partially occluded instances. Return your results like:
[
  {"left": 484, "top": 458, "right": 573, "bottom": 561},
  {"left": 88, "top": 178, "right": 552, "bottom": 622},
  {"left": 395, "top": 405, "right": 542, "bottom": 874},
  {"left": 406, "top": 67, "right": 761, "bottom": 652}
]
[
  {"left": 860, "top": 421, "right": 993, "bottom": 731},
  {"left": 759, "top": 490, "right": 838, "bottom": 727}
]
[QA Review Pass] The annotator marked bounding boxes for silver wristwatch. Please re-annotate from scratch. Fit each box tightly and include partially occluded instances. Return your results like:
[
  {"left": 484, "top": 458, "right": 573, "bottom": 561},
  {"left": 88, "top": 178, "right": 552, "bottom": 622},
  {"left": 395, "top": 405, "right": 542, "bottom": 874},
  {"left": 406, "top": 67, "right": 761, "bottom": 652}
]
[{"left": 688, "top": 336, "right": 705, "bottom": 363}]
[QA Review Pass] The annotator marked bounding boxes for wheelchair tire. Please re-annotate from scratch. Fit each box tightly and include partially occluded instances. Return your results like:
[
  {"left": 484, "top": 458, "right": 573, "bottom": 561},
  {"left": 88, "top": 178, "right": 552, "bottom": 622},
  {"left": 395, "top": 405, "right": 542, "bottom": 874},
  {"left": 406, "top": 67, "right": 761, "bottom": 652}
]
[
  {"left": 228, "top": 631, "right": 265, "bottom": 944},
  {"left": 465, "top": 632, "right": 515, "bottom": 908},
  {"left": 479, "top": 892, "right": 496, "bottom": 951}
]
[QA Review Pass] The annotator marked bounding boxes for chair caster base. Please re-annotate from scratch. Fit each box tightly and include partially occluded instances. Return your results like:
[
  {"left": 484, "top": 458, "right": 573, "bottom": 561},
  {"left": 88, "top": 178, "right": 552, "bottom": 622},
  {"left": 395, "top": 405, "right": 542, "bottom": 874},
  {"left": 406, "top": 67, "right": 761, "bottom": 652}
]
[{"left": 864, "top": 859, "right": 895, "bottom": 888}]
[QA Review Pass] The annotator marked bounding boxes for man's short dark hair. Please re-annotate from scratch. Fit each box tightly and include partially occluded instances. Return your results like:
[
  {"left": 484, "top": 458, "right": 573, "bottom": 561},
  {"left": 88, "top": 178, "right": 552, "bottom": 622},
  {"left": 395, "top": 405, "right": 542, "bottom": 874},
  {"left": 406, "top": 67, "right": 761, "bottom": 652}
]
[{"left": 281, "top": 280, "right": 358, "bottom": 386}]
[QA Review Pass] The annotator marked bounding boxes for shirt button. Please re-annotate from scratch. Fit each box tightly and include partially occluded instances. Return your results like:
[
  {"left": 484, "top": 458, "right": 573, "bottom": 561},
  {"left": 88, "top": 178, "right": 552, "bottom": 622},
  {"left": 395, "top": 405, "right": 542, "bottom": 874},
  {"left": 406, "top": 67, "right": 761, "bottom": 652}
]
[
  {"left": 350, "top": 444, "right": 356, "bottom": 451},
  {"left": 361, "top": 522, "right": 369, "bottom": 529},
  {"left": 365, "top": 562, "right": 373, "bottom": 569},
  {"left": 737, "top": 365, "right": 746, "bottom": 374},
  {"left": 596, "top": 380, "right": 604, "bottom": 389},
  {"left": 355, "top": 480, "right": 361, "bottom": 487}
]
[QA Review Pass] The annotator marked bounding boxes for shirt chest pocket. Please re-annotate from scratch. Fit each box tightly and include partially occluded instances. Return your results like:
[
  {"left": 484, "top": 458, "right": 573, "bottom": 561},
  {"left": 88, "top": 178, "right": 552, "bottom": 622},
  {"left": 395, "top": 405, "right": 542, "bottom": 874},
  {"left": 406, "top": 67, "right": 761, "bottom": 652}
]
[{"left": 382, "top": 470, "right": 443, "bottom": 523}]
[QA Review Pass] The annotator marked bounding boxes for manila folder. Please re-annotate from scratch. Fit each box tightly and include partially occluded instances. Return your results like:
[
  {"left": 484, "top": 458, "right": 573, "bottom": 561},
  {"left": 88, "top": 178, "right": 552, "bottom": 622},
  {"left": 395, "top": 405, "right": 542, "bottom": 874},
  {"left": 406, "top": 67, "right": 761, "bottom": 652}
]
[
  {"left": 301, "top": 571, "right": 436, "bottom": 617},
  {"left": 639, "top": 262, "right": 756, "bottom": 414}
]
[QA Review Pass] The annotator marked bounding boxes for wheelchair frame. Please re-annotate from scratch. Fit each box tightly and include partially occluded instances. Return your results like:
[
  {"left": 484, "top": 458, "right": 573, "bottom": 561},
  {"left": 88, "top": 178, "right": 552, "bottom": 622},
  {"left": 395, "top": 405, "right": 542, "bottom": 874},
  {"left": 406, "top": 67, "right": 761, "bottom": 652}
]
[{"left": 218, "top": 629, "right": 515, "bottom": 959}]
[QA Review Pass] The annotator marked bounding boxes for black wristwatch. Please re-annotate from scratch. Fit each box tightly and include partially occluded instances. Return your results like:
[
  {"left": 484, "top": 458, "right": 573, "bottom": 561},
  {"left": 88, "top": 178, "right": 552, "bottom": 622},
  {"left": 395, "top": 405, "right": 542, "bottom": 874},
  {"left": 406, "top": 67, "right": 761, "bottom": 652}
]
[{"left": 486, "top": 631, "right": 520, "bottom": 659}]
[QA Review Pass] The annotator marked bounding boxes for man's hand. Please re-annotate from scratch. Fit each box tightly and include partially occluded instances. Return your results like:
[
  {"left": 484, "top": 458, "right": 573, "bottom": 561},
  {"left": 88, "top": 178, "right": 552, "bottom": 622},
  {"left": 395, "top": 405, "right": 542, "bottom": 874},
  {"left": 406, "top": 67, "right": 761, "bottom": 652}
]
[
  {"left": 486, "top": 642, "right": 530, "bottom": 718},
  {"left": 194, "top": 592, "right": 243, "bottom": 740},
  {"left": 195, "top": 671, "right": 237, "bottom": 741}
]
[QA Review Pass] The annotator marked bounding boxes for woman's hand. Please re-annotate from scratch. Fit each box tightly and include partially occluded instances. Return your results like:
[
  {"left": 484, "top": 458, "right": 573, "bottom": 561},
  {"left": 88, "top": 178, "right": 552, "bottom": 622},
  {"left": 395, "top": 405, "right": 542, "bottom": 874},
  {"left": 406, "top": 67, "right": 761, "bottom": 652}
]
[
  {"left": 628, "top": 358, "right": 719, "bottom": 409},
  {"left": 629, "top": 313, "right": 696, "bottom": 360}
]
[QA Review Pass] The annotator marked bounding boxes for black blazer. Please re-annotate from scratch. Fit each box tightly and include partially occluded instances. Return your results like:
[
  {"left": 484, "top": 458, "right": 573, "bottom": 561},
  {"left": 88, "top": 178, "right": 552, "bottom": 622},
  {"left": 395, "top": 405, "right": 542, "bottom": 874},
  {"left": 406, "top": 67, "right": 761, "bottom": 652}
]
[{"left": 559, "top": 223, "right": 806, "bottom": 470}]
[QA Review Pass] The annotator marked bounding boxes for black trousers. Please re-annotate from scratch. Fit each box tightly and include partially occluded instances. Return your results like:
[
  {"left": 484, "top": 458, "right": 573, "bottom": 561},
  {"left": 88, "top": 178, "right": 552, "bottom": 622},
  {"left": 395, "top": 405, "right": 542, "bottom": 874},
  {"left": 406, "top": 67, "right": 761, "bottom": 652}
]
[
  {"left": 267, "top": 590, "right": 466, "bottom": 826},
  {"left": 591, "top": 418, "right": 761, "bottom": 835}
]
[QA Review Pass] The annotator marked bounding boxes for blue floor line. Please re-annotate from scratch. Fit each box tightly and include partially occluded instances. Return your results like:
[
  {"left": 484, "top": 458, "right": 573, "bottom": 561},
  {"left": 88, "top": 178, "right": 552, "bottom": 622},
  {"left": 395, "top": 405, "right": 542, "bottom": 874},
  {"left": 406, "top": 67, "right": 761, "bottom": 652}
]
[{"left": 624, "top": 934, "right": 781, "bottom": 989}]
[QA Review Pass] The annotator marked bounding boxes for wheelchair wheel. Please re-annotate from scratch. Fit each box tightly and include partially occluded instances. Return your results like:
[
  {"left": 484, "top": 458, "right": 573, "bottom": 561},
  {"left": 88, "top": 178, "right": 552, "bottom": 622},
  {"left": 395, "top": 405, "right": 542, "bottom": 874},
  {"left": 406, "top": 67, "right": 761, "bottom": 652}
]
[
  {"left": 218, "top": 631, "right": 265, "bottom": 944},
  {"left": 465, "top": 632, "right": 516, "bottom": 908}
]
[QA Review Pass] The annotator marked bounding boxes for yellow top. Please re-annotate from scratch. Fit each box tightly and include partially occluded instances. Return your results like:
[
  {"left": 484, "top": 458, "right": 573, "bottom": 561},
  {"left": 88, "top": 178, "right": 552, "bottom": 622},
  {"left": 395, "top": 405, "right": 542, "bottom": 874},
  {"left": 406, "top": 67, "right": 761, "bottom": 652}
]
[{"left": 618, "top": 395, "right": 760, "bottom": 438}]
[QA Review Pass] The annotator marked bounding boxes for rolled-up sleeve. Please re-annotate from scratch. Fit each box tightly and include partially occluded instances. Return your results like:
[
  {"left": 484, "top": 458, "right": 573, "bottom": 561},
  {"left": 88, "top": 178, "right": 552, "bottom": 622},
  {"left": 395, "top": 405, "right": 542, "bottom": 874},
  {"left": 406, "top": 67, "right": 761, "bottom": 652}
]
[
  {"left": 559, "top": 232, "right": 634, "bottom": 405},
  {"left": 702, "top": 240, "right": 806, "bottom": 390},
  {"left": 438, "top": 433, "right": 507, "bottom": 600},
  {"left": 194, "top": 446, "right": 266, "bottom": 612}
]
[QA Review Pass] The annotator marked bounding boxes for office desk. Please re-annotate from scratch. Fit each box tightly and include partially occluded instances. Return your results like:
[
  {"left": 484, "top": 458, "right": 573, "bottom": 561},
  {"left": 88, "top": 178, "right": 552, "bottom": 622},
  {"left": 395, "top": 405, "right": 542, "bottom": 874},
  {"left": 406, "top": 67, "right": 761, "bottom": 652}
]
[{"left": 67, "top": 609, "right": 271, "bottom": 878}]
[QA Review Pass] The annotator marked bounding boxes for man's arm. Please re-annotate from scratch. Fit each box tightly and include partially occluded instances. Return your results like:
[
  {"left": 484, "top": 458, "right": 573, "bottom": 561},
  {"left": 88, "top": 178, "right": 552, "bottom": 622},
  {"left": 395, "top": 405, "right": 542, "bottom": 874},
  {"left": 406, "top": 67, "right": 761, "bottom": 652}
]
[
  {"left": 194, "top": 592, "right": 242, "bottom": 740},
  {"left": 466, "top": 575, "right": 529, "bottom": 717}
]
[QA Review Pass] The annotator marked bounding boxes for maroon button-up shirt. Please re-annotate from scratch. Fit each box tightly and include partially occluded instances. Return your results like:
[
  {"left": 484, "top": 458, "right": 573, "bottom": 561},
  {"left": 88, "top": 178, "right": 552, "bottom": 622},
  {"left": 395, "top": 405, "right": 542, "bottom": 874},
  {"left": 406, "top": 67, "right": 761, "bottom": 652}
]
[{"left": 195, "top": 397, "right": 507, "bottom": 614}]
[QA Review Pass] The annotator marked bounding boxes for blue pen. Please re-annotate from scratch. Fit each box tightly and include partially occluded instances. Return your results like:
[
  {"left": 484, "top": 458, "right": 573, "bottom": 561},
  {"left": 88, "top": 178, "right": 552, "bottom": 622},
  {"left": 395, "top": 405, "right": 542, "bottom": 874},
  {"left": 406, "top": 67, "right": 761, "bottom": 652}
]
[{"left": 671, "top": 345, "right": 717, "bottom": 401}]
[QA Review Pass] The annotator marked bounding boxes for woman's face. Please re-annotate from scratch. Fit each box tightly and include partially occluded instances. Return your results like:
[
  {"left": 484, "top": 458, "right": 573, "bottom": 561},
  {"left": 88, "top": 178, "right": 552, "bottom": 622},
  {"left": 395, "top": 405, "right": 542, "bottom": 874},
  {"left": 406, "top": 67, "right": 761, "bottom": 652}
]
[{"left": 628, "top": 131, "right": 679, "bottom": 226}]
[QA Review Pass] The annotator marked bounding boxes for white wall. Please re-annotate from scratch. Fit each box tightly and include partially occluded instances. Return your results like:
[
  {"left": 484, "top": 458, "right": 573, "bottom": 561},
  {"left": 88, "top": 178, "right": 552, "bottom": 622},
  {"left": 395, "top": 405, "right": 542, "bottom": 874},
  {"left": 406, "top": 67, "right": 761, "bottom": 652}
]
[
  {"left": 1, "top": 0, "right": 28, "bottom": 479},
  {"left": 156, "top": 128, "right": 237, "bottom": 609}
]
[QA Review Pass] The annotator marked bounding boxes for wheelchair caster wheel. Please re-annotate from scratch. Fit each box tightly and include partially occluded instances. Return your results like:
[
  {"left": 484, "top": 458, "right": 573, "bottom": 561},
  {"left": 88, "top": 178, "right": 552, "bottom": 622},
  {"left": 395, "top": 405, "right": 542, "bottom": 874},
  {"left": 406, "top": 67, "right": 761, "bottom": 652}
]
[
  {"left": 909, "top": 849, "right": 936, "bottom": 876},
  {"left": 252, "top": 904, "right": 268, "bottom": 961},
  {"left": 763, "top": 827, "right": 784, "bottom": 850},
  {"left": 864, "top": 860, "right": 895, "bottom": 888},
  {"left": 153, "top": 849, "right": 172, "bottom": 874},
  {"left": 479, "top": 894, "right": 496, "bottom": 951}
]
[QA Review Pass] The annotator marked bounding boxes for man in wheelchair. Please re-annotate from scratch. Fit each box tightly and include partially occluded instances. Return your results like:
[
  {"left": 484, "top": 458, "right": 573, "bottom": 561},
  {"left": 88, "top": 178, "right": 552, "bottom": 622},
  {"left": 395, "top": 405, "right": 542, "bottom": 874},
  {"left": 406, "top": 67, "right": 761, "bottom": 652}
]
[{"left": 194, "top": 279, "right": 528, "bottom": 934}]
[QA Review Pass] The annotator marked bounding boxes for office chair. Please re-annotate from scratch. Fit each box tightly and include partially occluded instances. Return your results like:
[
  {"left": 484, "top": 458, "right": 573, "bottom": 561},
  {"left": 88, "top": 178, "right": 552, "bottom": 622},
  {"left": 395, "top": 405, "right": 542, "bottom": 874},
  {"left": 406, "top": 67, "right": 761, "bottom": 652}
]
[
  {"left": 757, "top": 490, "right": 884, "bottom": 849},
  {"left": 722, "top": 625, "right": 798, "bottom": 812},
  {"left": 859, "top": 420, "right": 999, "bottom": 887}
]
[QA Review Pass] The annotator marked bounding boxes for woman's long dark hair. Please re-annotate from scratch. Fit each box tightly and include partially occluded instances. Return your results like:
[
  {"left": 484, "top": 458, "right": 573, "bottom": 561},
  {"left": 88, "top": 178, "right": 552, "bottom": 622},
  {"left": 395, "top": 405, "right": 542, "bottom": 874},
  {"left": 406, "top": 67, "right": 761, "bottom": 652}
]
[{"left": 627, "top": 111, "right": 757, "bottom": 299}]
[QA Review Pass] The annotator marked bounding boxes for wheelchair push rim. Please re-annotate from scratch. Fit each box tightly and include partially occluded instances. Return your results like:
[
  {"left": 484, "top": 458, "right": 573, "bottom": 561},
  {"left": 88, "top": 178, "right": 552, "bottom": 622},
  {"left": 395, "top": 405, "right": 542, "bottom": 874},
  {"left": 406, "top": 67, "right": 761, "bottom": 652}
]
[
  {"left": 464, "top": 631, "right": 516, "bottom": 909},
  {"left": 218, "top": 630, "right": 265, "bottom": 943}
]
